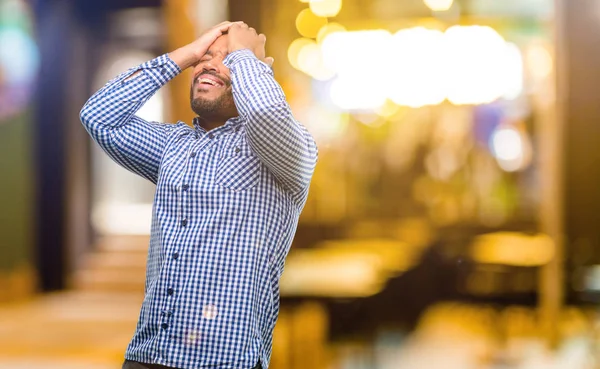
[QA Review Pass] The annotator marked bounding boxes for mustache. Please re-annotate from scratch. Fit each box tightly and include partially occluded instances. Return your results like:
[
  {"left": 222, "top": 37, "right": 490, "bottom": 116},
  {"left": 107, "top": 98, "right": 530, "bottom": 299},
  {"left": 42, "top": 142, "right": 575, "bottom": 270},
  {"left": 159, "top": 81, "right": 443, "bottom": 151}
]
[{"left": 194, "top": 70, "right": 231, "bottom": 88}]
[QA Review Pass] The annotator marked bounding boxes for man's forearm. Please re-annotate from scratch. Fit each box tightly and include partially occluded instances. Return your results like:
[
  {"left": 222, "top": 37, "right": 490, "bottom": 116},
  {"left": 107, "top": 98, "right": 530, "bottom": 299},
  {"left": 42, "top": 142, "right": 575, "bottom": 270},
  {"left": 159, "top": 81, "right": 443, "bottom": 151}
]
[
  {"left": 81, "top": 54, "right": 181, "bottom": 132},
  {"left": 79, "top": 54, "right": 182, "bottom": 183},
  {"left": 125, "top": 48, "right": 192, "bottom": 82},
  {"left": 169, "top": 46, "right": 200, "bottom": 70},
  {"left": 223, "top": 50, "right": 318, "bottom": 195}
]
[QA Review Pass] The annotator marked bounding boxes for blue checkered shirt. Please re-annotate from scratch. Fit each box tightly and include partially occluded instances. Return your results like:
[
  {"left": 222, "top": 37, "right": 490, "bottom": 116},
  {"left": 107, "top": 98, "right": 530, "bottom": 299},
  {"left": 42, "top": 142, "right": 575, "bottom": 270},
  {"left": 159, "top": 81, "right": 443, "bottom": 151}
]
[{"left": 80, "top": 49, "right": 317, "bottom": 369}]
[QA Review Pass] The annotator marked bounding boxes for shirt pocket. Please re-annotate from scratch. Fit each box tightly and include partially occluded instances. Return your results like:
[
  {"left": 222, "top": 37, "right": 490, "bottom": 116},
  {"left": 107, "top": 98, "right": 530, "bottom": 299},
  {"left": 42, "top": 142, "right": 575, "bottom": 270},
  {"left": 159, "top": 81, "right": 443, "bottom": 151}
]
[{"left": 215, "top": 154, "right": 261, "bottom": 191}]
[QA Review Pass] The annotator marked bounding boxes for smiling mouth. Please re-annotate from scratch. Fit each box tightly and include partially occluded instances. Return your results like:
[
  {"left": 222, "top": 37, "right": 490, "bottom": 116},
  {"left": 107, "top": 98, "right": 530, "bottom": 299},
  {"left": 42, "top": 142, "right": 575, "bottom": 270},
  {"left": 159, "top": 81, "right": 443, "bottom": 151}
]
[{"left": 195, "top": 75, "right": 225, "bottom": 89}]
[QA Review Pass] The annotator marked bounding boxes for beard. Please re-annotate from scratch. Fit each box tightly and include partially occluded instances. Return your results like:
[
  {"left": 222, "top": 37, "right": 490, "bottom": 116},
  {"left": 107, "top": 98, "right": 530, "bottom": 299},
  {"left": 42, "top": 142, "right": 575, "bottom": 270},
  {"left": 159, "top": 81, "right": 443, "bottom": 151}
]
[{"left": 190, "top": 85, "right": 237, "bottom": 122}]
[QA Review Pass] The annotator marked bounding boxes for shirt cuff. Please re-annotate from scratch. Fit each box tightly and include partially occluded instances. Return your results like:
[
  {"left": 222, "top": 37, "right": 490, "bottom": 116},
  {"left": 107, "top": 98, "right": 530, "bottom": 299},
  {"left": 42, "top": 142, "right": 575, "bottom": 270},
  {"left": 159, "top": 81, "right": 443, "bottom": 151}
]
[
  {"left": 223, "top": 49, "right": 273, "bottom": 74},
  {"left": 140, "top": 54, "right": 182, "bottom": 87}
]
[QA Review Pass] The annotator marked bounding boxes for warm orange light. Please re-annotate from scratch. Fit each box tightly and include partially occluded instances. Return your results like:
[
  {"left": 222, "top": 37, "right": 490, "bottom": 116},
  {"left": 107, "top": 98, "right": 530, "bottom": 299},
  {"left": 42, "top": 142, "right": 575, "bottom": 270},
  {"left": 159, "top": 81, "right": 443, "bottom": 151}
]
[{"left": 295, "top": 8, "right": 327, "bottom": 39}]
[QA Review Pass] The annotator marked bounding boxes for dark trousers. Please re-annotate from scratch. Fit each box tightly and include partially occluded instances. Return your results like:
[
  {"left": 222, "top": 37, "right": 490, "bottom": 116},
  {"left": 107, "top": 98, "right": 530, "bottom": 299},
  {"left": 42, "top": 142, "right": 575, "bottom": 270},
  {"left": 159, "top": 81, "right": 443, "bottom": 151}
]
[{"left": 122, "top": 359, "right": 262, "bottom": 369}]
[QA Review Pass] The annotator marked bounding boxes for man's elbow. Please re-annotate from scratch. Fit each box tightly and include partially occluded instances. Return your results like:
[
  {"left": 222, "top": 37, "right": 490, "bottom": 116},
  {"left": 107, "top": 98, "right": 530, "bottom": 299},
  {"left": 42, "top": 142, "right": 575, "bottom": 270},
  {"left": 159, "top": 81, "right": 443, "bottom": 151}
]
[
  {"left": 287, "top": 145, "right": 318, "bottom": 193},
  {"left": 79, "top": 101, "right": 106, "bottom": 139},
  {"left": 79, "top": 102, "right": 93, "bottom": 128}
]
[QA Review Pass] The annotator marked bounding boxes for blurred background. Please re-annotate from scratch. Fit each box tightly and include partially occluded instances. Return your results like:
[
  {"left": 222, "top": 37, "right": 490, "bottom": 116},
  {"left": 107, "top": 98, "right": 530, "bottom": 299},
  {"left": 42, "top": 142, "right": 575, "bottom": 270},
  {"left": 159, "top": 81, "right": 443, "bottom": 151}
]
[{"left": 2, "top": 0, "right": 600, "bottom": 368}]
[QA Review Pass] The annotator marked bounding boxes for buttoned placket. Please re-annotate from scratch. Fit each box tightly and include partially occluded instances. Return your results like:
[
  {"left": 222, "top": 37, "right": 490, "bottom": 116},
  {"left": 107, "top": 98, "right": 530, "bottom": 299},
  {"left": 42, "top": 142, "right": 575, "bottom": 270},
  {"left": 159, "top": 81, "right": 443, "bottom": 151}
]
[{"left": 157, "top": 126, "right": 229, "bottom": 346}]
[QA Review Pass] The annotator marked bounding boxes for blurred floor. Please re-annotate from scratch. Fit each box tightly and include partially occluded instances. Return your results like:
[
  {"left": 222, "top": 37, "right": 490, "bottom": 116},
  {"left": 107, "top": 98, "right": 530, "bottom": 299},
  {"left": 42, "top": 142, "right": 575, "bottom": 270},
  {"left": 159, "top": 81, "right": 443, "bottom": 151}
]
[
  {"left": 1, "top": 234, "right": 598, "bottom": 369},
  {"left": 0, "top": 236, "right": 149, "bottom": 368},
  {"left": 0, "top": 290, "right": 142, "bottom": 368}
]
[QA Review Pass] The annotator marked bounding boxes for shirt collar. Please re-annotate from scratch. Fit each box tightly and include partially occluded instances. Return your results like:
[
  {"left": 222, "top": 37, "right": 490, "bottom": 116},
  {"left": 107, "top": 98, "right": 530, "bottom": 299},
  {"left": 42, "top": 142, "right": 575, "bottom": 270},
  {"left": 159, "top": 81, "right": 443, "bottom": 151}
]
[{"left": 192, "top": 116, "right": 244, "bottom": 133}]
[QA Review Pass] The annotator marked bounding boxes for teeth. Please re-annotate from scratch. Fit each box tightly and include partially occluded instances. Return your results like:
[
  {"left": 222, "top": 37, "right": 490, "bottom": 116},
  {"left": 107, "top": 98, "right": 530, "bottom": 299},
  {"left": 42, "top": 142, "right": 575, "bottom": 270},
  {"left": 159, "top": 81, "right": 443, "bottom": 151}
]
[{"left": 198, "top": 77, "right": 219, "bottom": 86}]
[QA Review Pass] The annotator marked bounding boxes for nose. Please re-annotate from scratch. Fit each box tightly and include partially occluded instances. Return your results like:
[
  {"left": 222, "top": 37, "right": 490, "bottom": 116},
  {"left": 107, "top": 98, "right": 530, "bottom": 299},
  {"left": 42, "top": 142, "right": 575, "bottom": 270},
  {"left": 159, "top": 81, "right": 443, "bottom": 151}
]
[{"left": 202, "top": 60, "right": 219, "bottom": 74}]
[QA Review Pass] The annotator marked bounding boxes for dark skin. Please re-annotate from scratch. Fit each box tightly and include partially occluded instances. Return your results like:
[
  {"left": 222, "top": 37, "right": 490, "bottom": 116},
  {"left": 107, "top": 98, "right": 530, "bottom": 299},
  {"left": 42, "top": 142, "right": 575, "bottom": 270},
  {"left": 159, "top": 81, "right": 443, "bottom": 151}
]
[
  {"left": 189, "top": 35, "right": 238, "bottom": 131},
  {"left": 167, "top": 22, "right": 274, "bottom": 131}
]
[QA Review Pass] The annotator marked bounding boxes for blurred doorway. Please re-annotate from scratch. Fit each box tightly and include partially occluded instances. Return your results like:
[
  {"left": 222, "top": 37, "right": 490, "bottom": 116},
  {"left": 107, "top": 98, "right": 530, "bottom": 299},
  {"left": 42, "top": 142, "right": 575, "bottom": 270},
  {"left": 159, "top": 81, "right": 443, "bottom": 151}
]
[{"left": 88, "top": 6, "right": 168, "bottom": 237}]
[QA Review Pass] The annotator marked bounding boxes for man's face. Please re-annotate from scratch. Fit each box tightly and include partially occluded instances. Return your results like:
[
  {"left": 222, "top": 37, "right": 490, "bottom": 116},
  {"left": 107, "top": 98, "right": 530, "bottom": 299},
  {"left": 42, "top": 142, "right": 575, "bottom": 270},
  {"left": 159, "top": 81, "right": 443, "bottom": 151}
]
[{"left": 190, "top": 34, "right": 238, "bottom": 121}]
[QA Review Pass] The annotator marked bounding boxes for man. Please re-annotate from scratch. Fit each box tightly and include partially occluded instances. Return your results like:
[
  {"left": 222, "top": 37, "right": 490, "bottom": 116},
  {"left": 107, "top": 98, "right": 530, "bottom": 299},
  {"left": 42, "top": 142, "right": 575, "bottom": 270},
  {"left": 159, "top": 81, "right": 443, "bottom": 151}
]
[{"left": 80, "top": 21, "right": 318, "bottom": 369}]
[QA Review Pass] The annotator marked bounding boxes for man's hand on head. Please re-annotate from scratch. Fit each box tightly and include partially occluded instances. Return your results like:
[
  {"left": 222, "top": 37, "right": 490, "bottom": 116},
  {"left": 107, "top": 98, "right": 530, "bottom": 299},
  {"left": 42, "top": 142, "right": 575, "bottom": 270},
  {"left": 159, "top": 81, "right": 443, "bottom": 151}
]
[
  {"left": 228, "top": 23, "right": 275, "bottom": 67},
  {"left": 170, "top": 21, "right": 242, "bottom": 70}
]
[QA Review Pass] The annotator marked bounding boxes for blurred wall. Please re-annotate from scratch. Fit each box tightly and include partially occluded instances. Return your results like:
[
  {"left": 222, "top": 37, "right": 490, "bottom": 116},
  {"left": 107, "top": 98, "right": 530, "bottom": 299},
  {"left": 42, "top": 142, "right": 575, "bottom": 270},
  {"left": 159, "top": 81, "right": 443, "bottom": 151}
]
[
  {"left": 0, "top": 0, "right": 39, "bottom": 301},
  {"left": 31, "top": 0, "right": 163, "bottom": 292},
  {"left": 0, "top": 111, "right": 36, "bottom": 301},
  {"left": 562, "top": 0, "right": 600, "bottom": 277}
]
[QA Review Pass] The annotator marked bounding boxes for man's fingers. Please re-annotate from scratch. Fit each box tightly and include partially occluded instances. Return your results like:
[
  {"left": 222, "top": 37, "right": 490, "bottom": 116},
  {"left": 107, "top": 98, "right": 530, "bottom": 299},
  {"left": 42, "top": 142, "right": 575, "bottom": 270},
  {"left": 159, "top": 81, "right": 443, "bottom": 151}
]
[
  {"left": 226, "top": 22, "right": 246, "bottom": 34},
  {"left": 216, "top": 22, "right": 233, "bottom": 33},
  {"left": 259, "top": 34, "right": 266, "bottom": 43},
  {"left": 265, "top": 57, "right": 274, "bottom": 67},
  {"left": 213, "top": 21, "right": 244, "bottom": 35}
]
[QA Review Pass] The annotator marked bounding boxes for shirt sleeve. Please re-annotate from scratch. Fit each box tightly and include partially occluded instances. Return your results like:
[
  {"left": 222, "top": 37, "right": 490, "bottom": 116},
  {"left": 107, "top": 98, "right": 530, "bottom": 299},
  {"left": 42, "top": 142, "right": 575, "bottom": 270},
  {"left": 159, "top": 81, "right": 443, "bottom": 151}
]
[
  {"left": 223, "top": 49, "right": 318, "bottom": 196},
  {"left": 80, "top": 54, "right": 182, "bottom": 184}
]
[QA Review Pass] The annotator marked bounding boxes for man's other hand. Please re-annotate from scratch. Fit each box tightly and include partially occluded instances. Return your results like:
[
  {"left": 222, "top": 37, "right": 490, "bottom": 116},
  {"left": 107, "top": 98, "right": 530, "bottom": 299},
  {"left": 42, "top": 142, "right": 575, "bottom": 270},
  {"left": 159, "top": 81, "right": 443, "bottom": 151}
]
[
  {"left": 170, "top": 21, "right": 241, "bottom": 70},
  {"left": 228, "top": 23, "right": 274, "bottom": 67}
]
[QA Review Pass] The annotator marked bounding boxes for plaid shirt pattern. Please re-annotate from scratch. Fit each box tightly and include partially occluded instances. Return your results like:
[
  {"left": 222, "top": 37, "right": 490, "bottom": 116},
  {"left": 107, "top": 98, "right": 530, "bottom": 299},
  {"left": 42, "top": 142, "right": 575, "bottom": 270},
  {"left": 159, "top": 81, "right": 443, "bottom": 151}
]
[{"left": 80, "top": 49, "right": 317, "bottom": 369}]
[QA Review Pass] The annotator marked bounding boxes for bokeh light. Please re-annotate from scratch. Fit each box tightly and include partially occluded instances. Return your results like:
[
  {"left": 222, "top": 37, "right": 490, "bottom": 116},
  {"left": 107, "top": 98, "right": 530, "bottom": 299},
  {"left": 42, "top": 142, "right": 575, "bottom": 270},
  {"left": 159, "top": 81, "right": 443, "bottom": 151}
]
[
  {"left": 288, "top": 37, "right": 315, "bottom": 71},
  {"left": 423, "top": 0, "right": 454, "bottom": 11},
  {"left": 471, "top": 232, "right": 555, "bottom": 266},
  {"left": 502, "top": 43, "right": 524, "bottom": 100},
  {"left": 490, "top": 125, "right": 532, "bottom": 172},
  {"left": 304, "top": 102, "right": 349, "bottom": 144},
  {"left": 297, "top": 41, "right": 321, "bottom": 73},
  {"left": 312, "top": 26, "right": 524, "bottom": 110},
  {"left": 526, "top": 43, "right": 553, "bottom": 81},
  {"left": 0, "top": 0, "right": 39, "bottom": 121},
  {"left": 0, "top": 28, "right": 38, "bottom": 85},
  {"left": 309, "top": 0, "right": 342, "bottom": 18},
  {"left": 295, "top": 8, "right": 327, "bottom": 39},
  {"left": 296, "top": 39, "right": 335, "bottom": 80},
  {"left": 321, "top": 29, "right": 392, "bottom": 74},
  {"left": 374, "top": 99, "right": 401, "bottom": 117},
  {"left": 321, "top": 29, "right": 391, "bottom": 109},
  {"left": 316, "top": 22, "right": 346, "bottom": 44},
  {"left": 492, "top": 127, "right": 522, "bottom": 162},
  {"left": 443, "top": 25, "right": 516, "bottom": 105},
  {"left": 388, "top": 27, "right": 446, "bottom": 108},
  {"left": 329, "top": 76, "right": 387, "bottom": 110}
]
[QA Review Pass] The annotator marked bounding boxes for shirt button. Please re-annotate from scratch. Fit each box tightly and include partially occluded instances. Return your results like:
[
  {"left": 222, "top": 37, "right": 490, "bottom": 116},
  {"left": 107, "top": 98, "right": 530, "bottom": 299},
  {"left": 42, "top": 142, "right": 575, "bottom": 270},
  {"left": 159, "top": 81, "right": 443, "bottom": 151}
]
[
  {"left": 190, "top": 152, "right": 196, "bottom": 158},
  {"left": 181, "top": 219, "right": 188, "bottom": 227},
  {"left": 167, "top": 288, "right": 174, "bottom": 296},
  {"left": 208, "top": 133, "right": 215, "bottom": 139},
  {"left": 161, "top": 323, "right": 169, "bottom": 330},
  {"left": 160, "top": 68, "right": 167, "bottom": 75},
  {"left": 173, "top": 252, "right": 179, "bottom": 260},
  {"left": 182, "top": 184, "right": 189, "bottom": 191},
  {"left": 151, "top": 60, "right": 158, "bottom": 66},
  {"left": 234, "top": 147, "right": 241, "bottom": 153}
]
